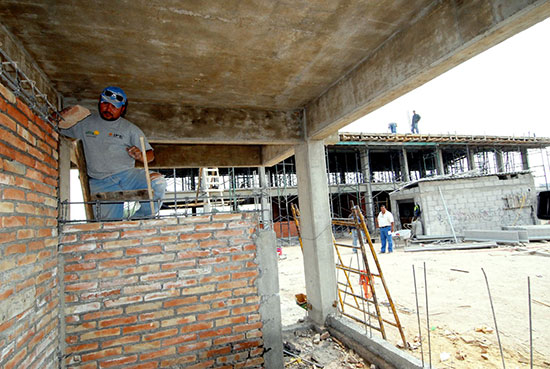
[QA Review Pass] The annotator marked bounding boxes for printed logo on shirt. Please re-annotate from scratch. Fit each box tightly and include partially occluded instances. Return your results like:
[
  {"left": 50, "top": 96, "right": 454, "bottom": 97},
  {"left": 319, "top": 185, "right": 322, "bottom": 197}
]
[
  {"left": 85, "top": 130, "right": 100, "bottom": 137},
  {"left": 108, "top": 132, "right": 123, "bottom": 139}
]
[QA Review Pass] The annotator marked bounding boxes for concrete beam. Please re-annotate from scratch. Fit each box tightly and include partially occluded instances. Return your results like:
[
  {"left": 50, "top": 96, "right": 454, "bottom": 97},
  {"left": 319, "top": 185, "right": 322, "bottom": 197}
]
[
  {"left": 66, "top": 99, "right": 304, "bottom": 145},
  {"left": 306, "top": 1, "right": 550, "bottom": 140},
  {"left": 435, "top": 147, "right": 445, "bottom": 175},
  {"left": 262, "top": 145, "right": 294, "bottom": 167},
  {"left": 146, "top": 144, "right": 262, "bottom": 168}
]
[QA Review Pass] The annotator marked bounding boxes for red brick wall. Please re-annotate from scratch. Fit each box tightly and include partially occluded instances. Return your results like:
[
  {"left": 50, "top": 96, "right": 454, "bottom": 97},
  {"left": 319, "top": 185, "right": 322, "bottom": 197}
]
[
  {"left": 60, "top": 214, "right": 264, "bottom": 369},
  {"left": 0, "top": 86, "right": 60, "bottom": 368}
]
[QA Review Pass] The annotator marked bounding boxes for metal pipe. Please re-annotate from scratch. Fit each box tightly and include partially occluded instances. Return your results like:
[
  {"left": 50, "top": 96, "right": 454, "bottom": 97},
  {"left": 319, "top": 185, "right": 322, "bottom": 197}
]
[
  {"left": 413, "top": 265, "right": 424, "bottom": 367},
  {"left": 438, "top": 186, "right": 458, "bottom": 243},
  {"left": 481, "top": 268, "right": 506, "bottom": 369}
]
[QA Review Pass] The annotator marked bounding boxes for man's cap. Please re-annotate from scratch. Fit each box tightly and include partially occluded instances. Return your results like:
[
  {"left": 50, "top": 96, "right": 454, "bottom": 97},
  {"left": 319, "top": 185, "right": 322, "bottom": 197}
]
[{"left": 100, "top": 86, "right": 127, "bottom": 109}]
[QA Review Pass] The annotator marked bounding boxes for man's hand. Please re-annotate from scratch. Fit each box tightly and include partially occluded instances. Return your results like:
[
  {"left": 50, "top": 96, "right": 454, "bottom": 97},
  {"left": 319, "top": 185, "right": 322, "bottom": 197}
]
[{"left": 126, "top": 146, "right": 144, "bottom": 161}]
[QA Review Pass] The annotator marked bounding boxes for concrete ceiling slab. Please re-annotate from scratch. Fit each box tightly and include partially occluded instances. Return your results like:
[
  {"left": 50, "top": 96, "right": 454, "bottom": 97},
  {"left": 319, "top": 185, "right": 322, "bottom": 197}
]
[{"left": 0, "top": 0, "right": 429, "bottom": 110}]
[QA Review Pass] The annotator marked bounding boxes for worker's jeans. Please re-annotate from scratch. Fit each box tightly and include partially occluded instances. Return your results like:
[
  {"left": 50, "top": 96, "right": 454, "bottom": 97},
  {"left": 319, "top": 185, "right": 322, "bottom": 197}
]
[
  {"left": 89, "top": 168, "right": 167, "bottom": 221},
  {"left": 411, "top": 122, "right": 419, "bottom": 134},
  {"left": 380, "top": 226, "right": 393, "bottom": 253}
]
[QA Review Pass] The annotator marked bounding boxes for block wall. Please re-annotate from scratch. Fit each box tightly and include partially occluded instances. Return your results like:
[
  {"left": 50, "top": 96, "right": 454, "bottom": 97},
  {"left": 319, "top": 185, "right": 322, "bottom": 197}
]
[
  {"left": 391, "top": 174, "right": 536, "bottom": 235},
  {"left": 60, "top": 214, "right": 265, "bottom": 369},
  {"left": 0, "top": 85, "right": 60, "bottom": 368}
]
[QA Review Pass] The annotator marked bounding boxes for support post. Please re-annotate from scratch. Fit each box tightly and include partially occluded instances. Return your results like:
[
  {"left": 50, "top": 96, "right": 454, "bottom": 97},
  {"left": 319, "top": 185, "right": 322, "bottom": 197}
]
[
  {"left": 359, "top": 147, "right": 376, "bottom": 233},
  {"left": 400, "top": 148, "right": 410, "bottom": 182},
  {"left": 467, "top": 146, "right": 476, "bottom": 171},
  {"left": 258, "top": 166, "right": 272, "bottom": 229},
  {"left": 520, "top": 148, "right": 530, "bottom": 171},
  {"left": 59, "top": 137, "right": 72, "bottom": 220},
  {"left": 295, "top": 140, "right": 337, "bottom": 325},
  {"left": 435, "top": 147, "right": 445, "bottom": 176},
  {"left": 495, "top": 150, "right": 505, "bottom": 173}
]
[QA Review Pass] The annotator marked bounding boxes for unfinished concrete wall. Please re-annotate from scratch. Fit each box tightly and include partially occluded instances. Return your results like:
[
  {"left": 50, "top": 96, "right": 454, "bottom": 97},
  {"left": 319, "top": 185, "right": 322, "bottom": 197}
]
[
  {"left": 0, "top": 84, "right": 60, "bottom": 368},
  {"left": 390, "top": 174, "right": 536, "bottom": 235},
  {"left": 59, "top": 214, "right": 274, "bottom": 369}
]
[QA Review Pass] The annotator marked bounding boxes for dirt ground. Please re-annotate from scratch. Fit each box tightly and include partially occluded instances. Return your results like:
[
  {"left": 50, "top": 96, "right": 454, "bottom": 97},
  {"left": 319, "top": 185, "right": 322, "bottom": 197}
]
[{"left": 278, "top": 238, "right": 550, "bottom": 369}]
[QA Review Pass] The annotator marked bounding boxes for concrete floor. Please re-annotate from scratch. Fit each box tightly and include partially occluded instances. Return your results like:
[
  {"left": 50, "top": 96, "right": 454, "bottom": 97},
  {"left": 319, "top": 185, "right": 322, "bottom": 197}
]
[{"left": 278, "top": 240, "right": 550, "bottom": 368}]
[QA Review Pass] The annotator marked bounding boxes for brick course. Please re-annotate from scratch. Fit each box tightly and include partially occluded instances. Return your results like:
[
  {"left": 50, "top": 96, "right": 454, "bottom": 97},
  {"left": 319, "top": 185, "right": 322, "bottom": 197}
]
[
  {"left": 0, "top": 85, "right": 60, "bottom": 369},
  {"left": 60, "top": 215, "right": 264, "bottom": 368}
]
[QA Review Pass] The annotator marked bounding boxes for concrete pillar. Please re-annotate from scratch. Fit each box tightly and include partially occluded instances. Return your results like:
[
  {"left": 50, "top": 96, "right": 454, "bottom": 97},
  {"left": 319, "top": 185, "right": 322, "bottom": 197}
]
[
  {"left": 258, "top": 166, "right": 272, "bottom": 229},
  {"left": 294, "top": 140, "right": 337, "bottom": 325},
  {"left": 495, "top": 150, "right": 504, "bottom": 173},
  {"left": 520, "top": 148, "right": 530, "bottom": 170},
  {"left": 467, "top": 146, "right": 476, "bottom": 171},
  {"left": 435, "top": 147, "right": 445, "bottom": 175},
  {"left": 256, "top": 230, "right": 283, "bottom": 369},
  {"left": 400, "top": 148, "right": 410, "bottom": 182},
  {"left": 359, "top": 147, "right": 376, "bottom": 233}
]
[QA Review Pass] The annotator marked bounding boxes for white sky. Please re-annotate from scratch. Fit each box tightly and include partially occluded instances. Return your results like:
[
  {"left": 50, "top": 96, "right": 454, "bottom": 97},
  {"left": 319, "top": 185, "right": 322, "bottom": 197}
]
[{"left": 342, "top": 17, "right": 550, "bottom": 137}]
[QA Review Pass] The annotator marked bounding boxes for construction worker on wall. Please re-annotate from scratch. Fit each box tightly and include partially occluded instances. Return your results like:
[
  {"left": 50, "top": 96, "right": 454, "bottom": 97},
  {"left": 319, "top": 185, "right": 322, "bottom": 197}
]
[{"left": 59, "top": 86, "right": 167, "bottom": 220}]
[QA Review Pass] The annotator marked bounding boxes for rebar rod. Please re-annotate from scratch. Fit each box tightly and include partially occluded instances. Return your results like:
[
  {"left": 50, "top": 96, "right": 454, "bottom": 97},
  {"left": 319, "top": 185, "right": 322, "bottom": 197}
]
[
  {"left": 481, "top": 268, "right": 506, "bottom": 369},
  {"left": 527, "top": 277, "right": 533, "bottom": 369},
  {"left": 423, "top": 262, "right": 432, "bottom": 368},
  {"left": 413, "top": 265, "right": 424, "bottom": 367}
]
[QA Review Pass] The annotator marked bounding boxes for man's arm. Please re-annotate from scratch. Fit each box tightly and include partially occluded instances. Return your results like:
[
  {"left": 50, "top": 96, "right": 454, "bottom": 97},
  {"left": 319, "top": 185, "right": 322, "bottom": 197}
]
[{"left": 58, "top": 105, "right": 91, "bottom": 129}]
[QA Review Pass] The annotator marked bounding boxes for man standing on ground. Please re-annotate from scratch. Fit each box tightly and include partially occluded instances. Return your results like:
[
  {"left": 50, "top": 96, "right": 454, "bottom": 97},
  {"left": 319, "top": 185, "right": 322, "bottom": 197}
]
[
  {"left": 411, "top": 110, "right": 421, "bottom": 134},
  {"left": 375, "top": 205, "right": 394, "bottom": 253},
  {"left": 60, "top": 86, "right": 167, "bottom": 220}
]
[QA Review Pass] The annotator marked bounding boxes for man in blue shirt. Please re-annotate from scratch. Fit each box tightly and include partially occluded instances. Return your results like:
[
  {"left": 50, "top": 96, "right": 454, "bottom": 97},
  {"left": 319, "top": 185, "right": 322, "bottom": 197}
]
[{"left": 411, "top": 110, "right": 421, "bottom": 134}]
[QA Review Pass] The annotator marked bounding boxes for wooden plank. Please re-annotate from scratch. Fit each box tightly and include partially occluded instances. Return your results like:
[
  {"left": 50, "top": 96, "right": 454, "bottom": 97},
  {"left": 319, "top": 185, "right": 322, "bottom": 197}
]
[
  {"left": 91, "top": 189, "right": 150, "bottom": 202},
  {"left": 73, "top": 139, "right": 95, "bottom": 220},
  {"left": 404, "top": 241, "right": 497, "bottom": 252}
]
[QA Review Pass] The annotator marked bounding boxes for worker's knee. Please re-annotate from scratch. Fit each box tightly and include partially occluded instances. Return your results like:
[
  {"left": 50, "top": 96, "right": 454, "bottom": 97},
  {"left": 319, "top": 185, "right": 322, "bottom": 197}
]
[{"left": 151, "top": 174, "right": 167, "bottom": 200}]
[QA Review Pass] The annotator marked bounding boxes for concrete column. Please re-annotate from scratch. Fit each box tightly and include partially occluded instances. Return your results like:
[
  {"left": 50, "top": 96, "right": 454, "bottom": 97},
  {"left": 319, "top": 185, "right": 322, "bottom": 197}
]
[
  {"left": 435, "top": 147, "right": 445, "bottom": 175},
  {"left": 359, "top": 147, "right": 376, "bottom": 233},
  {"left": 258, "top": 166, "right": 272, "bottom": 229},
  {"left": 520, "top": 148, "right": 530, "bottom": 170},
  {"left": 256, "top": 230, "right": 283, "bottom": 369},
  {"left": 295, "top": 140, "right": 337, "bottom": 325},
  {"left": 400, "top": 148, "right": 410, "bottom": 182},
  {"left": 467, "top": 146, "right": 476, "bottom": 171},
  {"left": 495, "top": 150, "right": 504, "bottom": 173}
]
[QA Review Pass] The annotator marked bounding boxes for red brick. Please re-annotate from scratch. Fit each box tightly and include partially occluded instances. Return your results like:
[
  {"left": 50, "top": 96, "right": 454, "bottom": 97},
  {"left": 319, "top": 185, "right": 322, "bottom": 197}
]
[
  {"left": 203, "top": 346, "right": 231, "bottom": 358},
  {"left": 5, "top": 243, "right": 26, "bottom": 255},
  {"left": 126, "top": 246, "right": 162, "bottom": 255},
  {"left": 99, "top": 316, "right": 138, "bottom": 328},
  {"left": 163, "top": 296, "right": 198, "bottom": 308},
  {"left": 2, "top": 188, "right": 25, "bottom": 200},
  {"left": 234, "top": 322, "right": 262, "bottom": 333},
  {"left": 66, "top": 342, "right": 99, "bottom": 354},
  {"left": 84, "top": 251, "right": 123, "bottom": 260},
  {"left": 5, "top": 346, "right": 27, "bottom": 369},
  {"left": 177, "top": 250, "right": 210, "bottom": 259},
  {"left": 101, "top": 334, "right": 140, "bottom": 349},
  {"left": 140, "top": 272, "right": 177, "bottom": 281},
  {"left": 99, "top": 258, "right": 136, "bottom": 269},
  {"left": 160, "top": 260, "right": 196, "bottom": 270},
  {"left": 141, "top": 235, "right": 178, "bottom": 245},
  {"left": 99, "top": 355, "right": 137, "bottom": 368},
  {"left": 125, "top": 362, "right": 159, "bottom": 369},
  {"left": 122, "top": 322, "right": 159, "bottom": 334},
  {"left": 0, "top": 232, "right": 16, "bottom": 244},
  {"left": 179, "top": 232, "right": 212, "bottom": 241},
  {"left": 81, "top": 328, "right": 120, "bottom": 341},
  {"left": 195, "top": 222, "right": 226, "bottom": 231},
  {"left": 180, "top": 322, "right": 213, "bottom": 334},
  {"left": 140, "top": 347, "right": 175, "bottom": 361},
  {"left": 65, "top": 262, "right": 96, "bottom": 272},
  {"left": 65, "top": 282, "right": 98, "bottom": 292},
  {"left": 232, "top": 270, "right": 259, "bottom": 280},
  {"left": 213, "top": 333, "right": 245, "bottom": 346},
  {"left": 214, "top": 229, "right": 244, "bottom": 237},
  {"left": 81, "top": 289, "right": 121, "bottom": 301},
  {"left": 177, "top": 341, "right": 211, "bottom": 354},
  {"left": 104, "top": 295, "right": 142, "bottom": 307},
  {"left": 197, "top": 309, "right": 230, "bottom": 321},
  {"left": 161, "top": 333, "right": 196, "bottom": 347},
  {"left": 198, "top": 327, "right": 232, "bottom": 339},
  {"left": 125, "top": 341, "right": 162, "bottom": 353},
  {"left": 199, "top": 239, "right": 226, "bottom": 248},
  {"left": 83, "top": 308, "right": 123, "bottom": 321},
  {"left": 143, "top": 328, "right": 178, "bottom": 342},
  {"left": 82, "top": 347, "right": 123, "bottom": 362},
  {"left": 121, "top": 229, "right": 157, "bottom": 238}
]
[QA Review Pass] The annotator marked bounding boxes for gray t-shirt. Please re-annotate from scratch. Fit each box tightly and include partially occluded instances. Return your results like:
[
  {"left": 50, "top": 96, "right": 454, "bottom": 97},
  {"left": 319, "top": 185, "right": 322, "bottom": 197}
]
[{"left": 61, "top": 113, "right": 152, "bottom": 179}]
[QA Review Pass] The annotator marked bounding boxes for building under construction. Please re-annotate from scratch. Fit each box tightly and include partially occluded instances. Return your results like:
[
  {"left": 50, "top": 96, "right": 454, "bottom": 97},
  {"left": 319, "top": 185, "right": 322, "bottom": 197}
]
[
  {"left": 149, "top": 132, "right": 550, "bottom": 241},
  {"left": 2, "top": 2, "right": 550, "bottom": 369}
]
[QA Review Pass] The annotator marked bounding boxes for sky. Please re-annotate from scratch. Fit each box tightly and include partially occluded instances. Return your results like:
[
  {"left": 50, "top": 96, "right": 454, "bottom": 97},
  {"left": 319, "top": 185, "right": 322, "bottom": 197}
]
[{"left": 341, "top": 17, "right": 550, "bottom": 137}]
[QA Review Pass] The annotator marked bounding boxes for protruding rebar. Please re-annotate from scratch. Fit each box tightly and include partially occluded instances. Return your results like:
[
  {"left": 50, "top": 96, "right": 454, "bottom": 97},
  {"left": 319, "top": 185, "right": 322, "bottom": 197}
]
[
  {"left": 481, "top": 268, "right": 506, "bottom": 369},
  {"left": 412, "top": 265, "right": 424, "bottom": 367},
  {"left": 423, "top": 262, "right": 431, "bottom": 368},
  {"left": 527, "top": 277, "right": 533, "bottom": 369}
]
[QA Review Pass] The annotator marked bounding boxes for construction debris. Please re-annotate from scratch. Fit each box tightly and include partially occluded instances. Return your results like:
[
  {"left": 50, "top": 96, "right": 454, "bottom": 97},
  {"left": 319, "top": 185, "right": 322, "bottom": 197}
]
[{"left": 404, "top": 241, "right": 497, "bottom": 252}]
